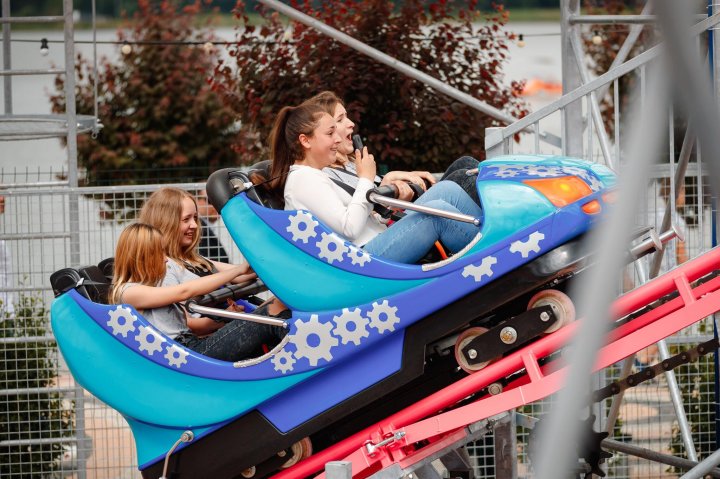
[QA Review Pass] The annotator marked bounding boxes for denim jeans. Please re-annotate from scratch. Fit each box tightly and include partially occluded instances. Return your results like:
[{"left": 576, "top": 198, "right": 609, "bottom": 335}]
[
  {"left": 178, "top": 319, "right": 285, "bottom": 362},
  {"left": 441, "top": 156, "right": 481, "bottom": 206},
  {"left": 363, "top": 180, "right": 483, "bottom": 263}
]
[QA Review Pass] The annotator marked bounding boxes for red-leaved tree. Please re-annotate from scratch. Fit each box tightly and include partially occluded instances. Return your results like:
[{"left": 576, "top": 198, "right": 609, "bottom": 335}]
[
  {"left": 50, "top": 0, "right": 239, "bottom": 191},
  {"left": 213, "top": 0, "right": 528, "bottom": 172}
]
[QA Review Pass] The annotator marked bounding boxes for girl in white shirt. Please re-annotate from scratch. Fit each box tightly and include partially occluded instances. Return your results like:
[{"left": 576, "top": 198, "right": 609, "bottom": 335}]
[{"left": 270, "top": 102, "right": 483, "bottom": 264}]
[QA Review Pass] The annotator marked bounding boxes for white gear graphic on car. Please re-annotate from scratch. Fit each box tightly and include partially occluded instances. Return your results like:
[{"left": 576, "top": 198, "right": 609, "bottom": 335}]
[
  {"left": 367, "top": 300, "right": 400, "bottom": 334},
  {"left": 492, "top": 166, "right": 521, "bottom": 178},
  {"left": 107, "top": 306, "right": 137, "bottom": 337},
  {"left": 287, "top": 211, "right": 319, "bottom": 243},
  {"left": 164, "top": 344, "right": 189, "bottom": 368},
  {"left": 290, "top": 315, "right": 339, "bottom": 366},
  {"left": 526, "top": 165, "right": 561, "bottom": 177},
  {"left": 135, "top": 325, "right": 166, "bottom": 356},
  {"left": 586, "top": 175, "right": 603, "bottom": 191},
  {"left": 271, "top": 349, "right": 296, "bottom": 374},
  {"left": 462, "top": 255, "right": 498, "bottom": 282},
  {"left": 347, "top": 245, "right": 371, "bottom": 267},
  {"left": 509, "top": 231, "right": 545, "bottom": 258},
  {"left": 333, "top": 308, "right": 370, "bottom": 345},
  {"left": 316, "top": 232, "right": 347, "bottom": 264},
  {"left": 562, "top": 166, "right": 592, "bottom": 180}
]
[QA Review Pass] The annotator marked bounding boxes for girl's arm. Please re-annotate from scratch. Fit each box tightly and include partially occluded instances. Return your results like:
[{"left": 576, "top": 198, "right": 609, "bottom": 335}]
[
  {"left": 209, "top": 260, "right": 255, "bottom": 284},
  {"left": 187, "top": 314, "right": 225, "bottom": 336},
  {"left": 121, "top": 266, "right": 256, "bottom": 310},
  {"left": 288, "top": 168, "right": 373, "bottom": 241}
]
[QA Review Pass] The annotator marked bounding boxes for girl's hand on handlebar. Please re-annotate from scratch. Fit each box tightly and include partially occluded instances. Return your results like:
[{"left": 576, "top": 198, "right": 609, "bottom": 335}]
[
  {"left": 232, "top": 270, "right": 257, "bottom": 284},
  {"left": 390, "top": 180, "right": 414, "bottom": 201},
  {"left": 355, "top": 146, "right": 377, "bottom": 181}
]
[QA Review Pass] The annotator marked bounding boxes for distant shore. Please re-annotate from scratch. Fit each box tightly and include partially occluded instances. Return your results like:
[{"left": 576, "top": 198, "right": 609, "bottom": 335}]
[{"left": 9, "top": 8, "right": 561, "bottom": 31}]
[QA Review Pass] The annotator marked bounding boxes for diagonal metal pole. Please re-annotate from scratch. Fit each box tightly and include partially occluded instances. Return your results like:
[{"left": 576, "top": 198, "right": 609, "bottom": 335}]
[
  {"left": 535, "top": 62, "right": 668, "bottom": 479},
  {"left": 256, "top": 0, "right": 560, "bottom": 147}
]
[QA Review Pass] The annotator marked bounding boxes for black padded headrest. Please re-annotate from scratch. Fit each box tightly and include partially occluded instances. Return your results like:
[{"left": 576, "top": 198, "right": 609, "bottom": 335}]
[
  {"left": 78, "top": 265, "right": 111, "bottom": 304},
  {"left": 50, "top": 268, "right": 89, "bottom": 299},
  {"left": 206, "top": 168, "right": 251, "bottom": 214},
  {"left": 206, "top": 163, "right": 285, "bottom": 212},
  {"left": 98, "top": 257, "right": 114, "bottom": 281}
]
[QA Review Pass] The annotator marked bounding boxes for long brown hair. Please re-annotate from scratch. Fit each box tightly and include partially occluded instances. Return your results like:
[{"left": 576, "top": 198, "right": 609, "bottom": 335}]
[
  {"left": 306, "top": 91, "right": 349, "bottom": 167},
  {"left": 110, "top": 223, "right": 166, "bottom": 304},
  {"left": 139, "top": 187, "right": 212, "bottom": 269},
  {"left": 307, "top": 90, "right": 343, "bottom": 117},
  {"left": 268, "top": 102, "right": 327, "bottom": 191}
]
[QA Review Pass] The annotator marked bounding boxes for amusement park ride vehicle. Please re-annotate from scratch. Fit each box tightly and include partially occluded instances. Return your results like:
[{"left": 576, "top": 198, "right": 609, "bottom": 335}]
[{"left": 50, "top": 155, "right": 718, "bottom": 479}]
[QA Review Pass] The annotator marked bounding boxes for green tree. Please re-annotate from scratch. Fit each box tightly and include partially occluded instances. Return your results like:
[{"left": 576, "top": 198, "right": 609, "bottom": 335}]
[
  {"left": 50, "top": 0, "right": 239, "bottom": 193},
  {"left": 213, "top": 0, "right": 528, "bottom": 173},
  {"left": 0, "top": 294, "right": 75, "bottom": 478}
]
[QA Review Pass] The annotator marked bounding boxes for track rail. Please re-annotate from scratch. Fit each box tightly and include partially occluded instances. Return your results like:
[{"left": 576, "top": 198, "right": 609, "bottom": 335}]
[{"left": 271, "top": 247, "right": 720, "bottom": 479}]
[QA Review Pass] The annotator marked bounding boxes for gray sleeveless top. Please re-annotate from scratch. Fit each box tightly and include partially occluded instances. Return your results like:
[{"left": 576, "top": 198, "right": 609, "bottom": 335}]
[{"left": 119, "top": 258, "right": 192, "bottom": 339}]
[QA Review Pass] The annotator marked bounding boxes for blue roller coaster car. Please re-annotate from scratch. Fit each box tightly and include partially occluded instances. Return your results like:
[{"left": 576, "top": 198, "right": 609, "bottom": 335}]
[{"left": 50, "top": 155, "right": 615, "bottom": 479}]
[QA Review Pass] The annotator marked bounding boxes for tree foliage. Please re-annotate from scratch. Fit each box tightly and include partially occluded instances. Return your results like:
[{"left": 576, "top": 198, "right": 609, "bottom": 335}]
[
  {"left": 213, "top": 0, "right": 527, "bottom": 172},
  {"left": 50, "top": 0, "right": 239, "bottom": 190}
]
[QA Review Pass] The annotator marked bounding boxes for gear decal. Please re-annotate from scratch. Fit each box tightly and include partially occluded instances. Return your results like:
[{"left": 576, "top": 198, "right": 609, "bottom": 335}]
[
  {"left": 316, "top": 232, "right": 348, "bottom": 264},
  {"left": 491, "top": 166, "right": 521, "bottom": 178},
  {"left": 290, "top": 315, "right": 339, "bottom": 366},
  {"left": 271, "top": 350, "right": 297, "bottom": 374},
  {"left": 287, "top": 211, "right": 319, "bottom": 243},
  {"left": 164, "top": 344, "right": 189, "bottom": 368},
  {"left": 462, "top": 256, "right": 498, "bottom": 282},
  {"left": 107, "top": 306, "right": 137, "bottom": 337},
  {"left": 367, "top": 300, "right": 400, "bottom": 334},
  {"left": 509, "top": 231, "right": 545, "bottom": 258},
  {"left": 135, "top": 325, "right": 166, "bottom": 356},
  {"left": 346, "top": 245, "right": 371, "bottom": 267},
  {"left": 333, "top": 308, "right": 370, "bottom": 346},
  {"left": 526, "top": 165, "right": 562, "bottom": 177}
]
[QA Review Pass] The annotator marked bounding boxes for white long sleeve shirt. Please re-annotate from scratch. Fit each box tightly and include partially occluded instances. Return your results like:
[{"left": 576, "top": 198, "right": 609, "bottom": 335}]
[{"left": 284, "top": 165, "right": 386, "bottom": 246}]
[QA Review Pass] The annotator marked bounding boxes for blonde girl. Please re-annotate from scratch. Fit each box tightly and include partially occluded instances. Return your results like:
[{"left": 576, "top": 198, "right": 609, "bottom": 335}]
[{"left": 111, "top": 223, "right": 281, "bottom": 361}]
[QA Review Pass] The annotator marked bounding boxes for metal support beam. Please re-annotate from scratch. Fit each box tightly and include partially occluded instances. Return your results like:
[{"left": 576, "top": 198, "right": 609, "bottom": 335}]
[
  {"left": 493, "top": 411, "right": 517, "bottom": 478},
  {"left": 561, "top": 0, "right": 583, "bottom": 157},
  {"left": 2, "top": 0, "right": 11, "bottom": 114},
  {"left": 570, "top": 32, "right": 615, "bottom": 167}
]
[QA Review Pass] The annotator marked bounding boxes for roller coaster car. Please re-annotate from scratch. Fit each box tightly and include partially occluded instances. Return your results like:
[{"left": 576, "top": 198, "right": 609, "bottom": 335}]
[{"left": 50, "top": 155, "right": 615, "bottom": 479}]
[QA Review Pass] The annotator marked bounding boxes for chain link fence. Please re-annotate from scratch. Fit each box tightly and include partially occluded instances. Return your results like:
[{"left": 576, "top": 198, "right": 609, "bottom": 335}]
[{"left": 0, "top": 166, "right": 717, "bottom": 478}]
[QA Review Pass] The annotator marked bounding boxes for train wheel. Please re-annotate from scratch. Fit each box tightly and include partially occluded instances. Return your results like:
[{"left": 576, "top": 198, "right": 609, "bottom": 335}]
[
  {"left": 454, "top": 327, "right": 491, "bottom": 373},
  {"left": 281, "top": 437, "right": 312, "bottom": 468},
  {"left": 527, "top": 289, "right": 575, "bottom": 334}
]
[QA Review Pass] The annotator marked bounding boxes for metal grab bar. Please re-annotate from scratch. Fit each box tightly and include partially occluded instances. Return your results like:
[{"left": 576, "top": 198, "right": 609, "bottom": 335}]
[
  {"left": 185, "top": 303, "right": 288, "bottom": 328},
  {"left": 367, "top": 192, "right": 481, "bottom": 226}
]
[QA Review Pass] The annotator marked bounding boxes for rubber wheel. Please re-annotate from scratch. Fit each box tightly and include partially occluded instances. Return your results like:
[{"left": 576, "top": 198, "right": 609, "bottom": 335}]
[
  {"left": 454, "top": 326, "right": 492, "bottom": 373},
  {"left": 281, "top": 437, "right": 312, "bottom": 468},
  {"left": 527, "top": 289, "right": 576, "bottom": 334}
]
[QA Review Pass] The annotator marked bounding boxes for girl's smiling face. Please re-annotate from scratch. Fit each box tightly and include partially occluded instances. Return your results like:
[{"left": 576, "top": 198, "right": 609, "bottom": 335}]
[
  {"left": 300, "top": 113, "right": 342, "bottom": 169},
  {"left": 178, "top": 197, "right": 198, "bottom": 249},
  {"left": 333, "top": 103, "right": 356, "bottom": 156}
]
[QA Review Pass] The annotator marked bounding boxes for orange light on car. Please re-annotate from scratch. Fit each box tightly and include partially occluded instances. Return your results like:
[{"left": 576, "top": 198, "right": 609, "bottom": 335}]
[
  {"left": 582, "top": 200, "right": 602, "bottom": 215},
  {"left": 523, "top": 176, "right": 593, "bottom": 207}
]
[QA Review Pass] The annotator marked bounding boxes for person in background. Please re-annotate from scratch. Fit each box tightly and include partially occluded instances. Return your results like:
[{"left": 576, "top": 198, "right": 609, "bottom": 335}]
[{"left": 197, "top": 189, "right": 230, "bottom": 263}]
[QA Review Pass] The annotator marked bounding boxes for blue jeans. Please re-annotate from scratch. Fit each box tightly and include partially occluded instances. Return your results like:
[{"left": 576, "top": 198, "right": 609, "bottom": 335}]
[
  {"left": 363, "top": 181, "right": 483, "bottom": 263},
  {"left": 178, "top": 320, "right": 285, "bottom": 361},
  {"left": 441, "top": 156, "right": 481, "bottom": 206}
]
